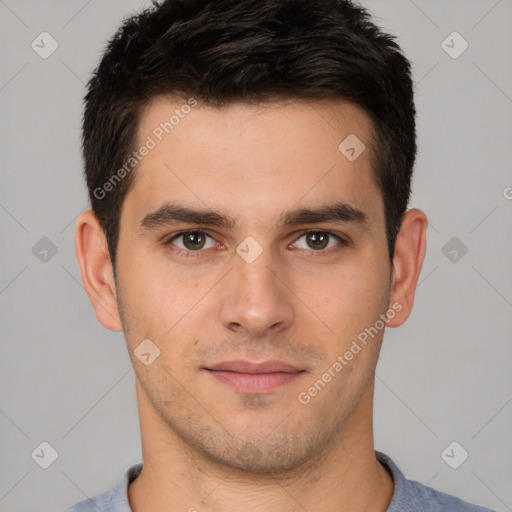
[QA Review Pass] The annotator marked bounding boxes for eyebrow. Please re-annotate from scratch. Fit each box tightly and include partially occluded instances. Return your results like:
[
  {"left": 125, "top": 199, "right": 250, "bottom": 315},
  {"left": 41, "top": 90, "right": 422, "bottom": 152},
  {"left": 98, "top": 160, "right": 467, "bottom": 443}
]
[{"left": 139, "top": 200, "right": 370, "bottom": 233}]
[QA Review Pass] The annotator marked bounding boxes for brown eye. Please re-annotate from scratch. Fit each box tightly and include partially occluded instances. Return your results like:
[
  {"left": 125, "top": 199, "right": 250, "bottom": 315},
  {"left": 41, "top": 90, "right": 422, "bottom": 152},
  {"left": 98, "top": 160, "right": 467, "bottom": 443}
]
[
  {"left": 305, "top": 232, "right": 329, "bottom": 250},
  {"left": 167, "top": 230, "right": 216, "bottom": 252},
  {"left": 292, "top": 231, "right": 346, "bottom": 253},
  {"left": 182, "top": 231, "right": 206, "bottom": 250}
]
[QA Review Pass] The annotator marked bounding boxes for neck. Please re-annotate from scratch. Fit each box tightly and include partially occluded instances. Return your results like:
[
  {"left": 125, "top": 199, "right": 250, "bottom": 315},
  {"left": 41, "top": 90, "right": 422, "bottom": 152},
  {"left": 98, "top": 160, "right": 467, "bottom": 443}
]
[{"left": 128, "top": 381, "right": 394, "bottom": 512}]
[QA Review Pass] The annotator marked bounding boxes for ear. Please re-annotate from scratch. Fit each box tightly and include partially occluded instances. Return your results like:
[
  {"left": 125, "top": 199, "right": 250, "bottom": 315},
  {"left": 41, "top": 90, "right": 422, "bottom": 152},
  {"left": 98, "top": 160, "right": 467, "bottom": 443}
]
[
  {"left": 386, "top": 208, "right": 428, "bottom": 327},
  {"left": 75, "top": 210, "right": 123, "bottom": 331}
]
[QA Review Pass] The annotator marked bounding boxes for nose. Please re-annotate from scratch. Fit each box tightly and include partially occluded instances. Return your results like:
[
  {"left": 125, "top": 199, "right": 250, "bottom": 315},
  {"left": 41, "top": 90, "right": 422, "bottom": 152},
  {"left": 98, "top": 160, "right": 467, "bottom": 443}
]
[{"left": 217, "top": 244, "right": 294, "bottom": 338}]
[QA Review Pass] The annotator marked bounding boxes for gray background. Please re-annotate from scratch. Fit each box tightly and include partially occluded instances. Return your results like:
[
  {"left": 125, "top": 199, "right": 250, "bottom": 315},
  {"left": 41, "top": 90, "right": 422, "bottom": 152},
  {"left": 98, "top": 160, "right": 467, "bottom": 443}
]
[{"left": 0, "top": 0, "right": 511, "bottom": 510}]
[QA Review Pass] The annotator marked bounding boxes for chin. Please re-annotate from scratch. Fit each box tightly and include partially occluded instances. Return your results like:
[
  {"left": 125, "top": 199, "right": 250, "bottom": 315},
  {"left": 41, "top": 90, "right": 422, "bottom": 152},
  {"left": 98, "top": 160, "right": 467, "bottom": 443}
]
[{"left": 192, "top": 431, "right": 322, "bottom": 476}]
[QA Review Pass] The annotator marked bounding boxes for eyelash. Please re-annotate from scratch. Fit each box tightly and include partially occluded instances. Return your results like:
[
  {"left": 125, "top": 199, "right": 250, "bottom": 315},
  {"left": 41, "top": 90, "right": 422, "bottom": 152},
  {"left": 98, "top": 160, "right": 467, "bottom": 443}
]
[{"left": 163, "top": 229, "right": 349, "bottom": 259}]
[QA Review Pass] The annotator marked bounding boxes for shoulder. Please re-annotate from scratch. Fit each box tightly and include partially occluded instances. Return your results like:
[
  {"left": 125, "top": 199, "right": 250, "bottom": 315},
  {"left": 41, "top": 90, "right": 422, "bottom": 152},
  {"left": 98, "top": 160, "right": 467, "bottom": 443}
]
[
  {"left": 376, "top": 451, "right": 496, "bottom": 512},
  {"left": 62, "top": 489, "right": 115, "bottom": 512},
  {"left": 404, "top": 478, "right": 496, "bottom": 511},
  {"left": 62, "top": 462, "right": 143, "bottom": 512}
]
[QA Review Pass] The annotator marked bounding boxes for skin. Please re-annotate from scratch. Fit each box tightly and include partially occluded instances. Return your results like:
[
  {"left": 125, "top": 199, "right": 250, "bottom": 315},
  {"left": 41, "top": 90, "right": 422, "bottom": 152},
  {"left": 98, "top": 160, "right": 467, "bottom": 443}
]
[{"left": 75, "top": 96, "right": 428, "bottom": 512}]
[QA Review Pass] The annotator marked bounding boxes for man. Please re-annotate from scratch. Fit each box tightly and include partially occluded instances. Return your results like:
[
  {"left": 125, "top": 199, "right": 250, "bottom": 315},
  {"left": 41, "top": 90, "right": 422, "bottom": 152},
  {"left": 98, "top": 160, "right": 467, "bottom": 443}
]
[{"left": 65, "top": 0, "right": 495, "bottom": 510}]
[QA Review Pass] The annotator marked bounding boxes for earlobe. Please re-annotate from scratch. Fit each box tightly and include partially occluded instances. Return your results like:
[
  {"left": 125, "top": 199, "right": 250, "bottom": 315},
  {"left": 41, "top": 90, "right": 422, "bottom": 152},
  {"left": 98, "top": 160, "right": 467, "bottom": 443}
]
[
  {"left": 75, "top": 210, "right": 123, "bottom": 331},
  {"left": 386, "top": 208, "right": 428, "bottom": 328}
]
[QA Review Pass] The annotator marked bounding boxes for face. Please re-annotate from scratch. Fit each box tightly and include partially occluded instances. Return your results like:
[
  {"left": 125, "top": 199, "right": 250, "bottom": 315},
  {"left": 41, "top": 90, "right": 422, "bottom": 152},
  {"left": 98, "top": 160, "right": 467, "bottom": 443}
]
[{"left": 113, "top": 97, "right": 394, "bottom": 472}]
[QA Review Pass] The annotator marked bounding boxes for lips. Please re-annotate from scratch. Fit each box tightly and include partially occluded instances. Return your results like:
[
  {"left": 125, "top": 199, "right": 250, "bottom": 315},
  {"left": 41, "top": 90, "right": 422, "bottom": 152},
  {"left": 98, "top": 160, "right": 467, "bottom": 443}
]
[
  {"left": 204, "top": 360, "right": 305, "bottom": 393},
  {"left": 208, "top": 360, "right": 302, "bottom": 373}
]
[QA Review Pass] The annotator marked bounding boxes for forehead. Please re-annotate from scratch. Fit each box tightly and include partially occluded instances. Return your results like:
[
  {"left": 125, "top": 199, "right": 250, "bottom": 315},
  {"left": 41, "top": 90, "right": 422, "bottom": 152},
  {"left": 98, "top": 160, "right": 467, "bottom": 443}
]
[{"left": 121, "top": 96, "right": 383, "bottom": 231}]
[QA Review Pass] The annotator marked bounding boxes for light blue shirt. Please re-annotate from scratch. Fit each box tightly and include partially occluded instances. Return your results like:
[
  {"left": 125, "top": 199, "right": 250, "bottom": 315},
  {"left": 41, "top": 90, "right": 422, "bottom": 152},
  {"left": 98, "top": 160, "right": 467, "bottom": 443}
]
[{"left": 63, "top": 451, "right": 495, "bottom": 511}]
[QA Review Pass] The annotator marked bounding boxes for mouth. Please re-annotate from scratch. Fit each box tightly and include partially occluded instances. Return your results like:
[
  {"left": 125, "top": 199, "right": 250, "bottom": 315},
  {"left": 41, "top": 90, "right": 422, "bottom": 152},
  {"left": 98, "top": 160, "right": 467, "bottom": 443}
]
[{"left": 203, "top": 360, "right": 306, "bottom": 393}]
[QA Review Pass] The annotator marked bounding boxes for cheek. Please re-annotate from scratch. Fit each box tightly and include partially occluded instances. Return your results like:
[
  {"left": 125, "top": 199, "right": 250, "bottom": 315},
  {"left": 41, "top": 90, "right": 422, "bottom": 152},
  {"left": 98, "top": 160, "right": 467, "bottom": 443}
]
[
  {"left": 306, "top": 262, "right": 386, "bottom": 337},
  {"left": 301, "top": 261, "right": 387, "bottom": 409},
  {"left": 118, "top": 251, "right": 214, "bottom": 348}
]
